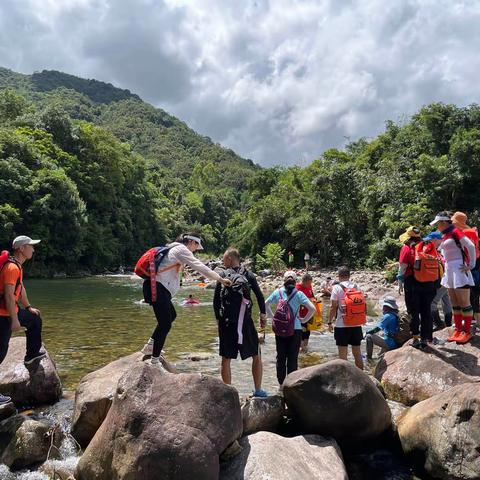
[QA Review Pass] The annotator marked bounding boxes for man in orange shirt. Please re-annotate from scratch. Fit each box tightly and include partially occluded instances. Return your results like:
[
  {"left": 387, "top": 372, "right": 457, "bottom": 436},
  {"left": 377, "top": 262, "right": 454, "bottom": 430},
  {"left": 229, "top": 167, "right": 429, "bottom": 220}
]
[{"left": 0, "top": 236, "right": 45, "bottom": 402}]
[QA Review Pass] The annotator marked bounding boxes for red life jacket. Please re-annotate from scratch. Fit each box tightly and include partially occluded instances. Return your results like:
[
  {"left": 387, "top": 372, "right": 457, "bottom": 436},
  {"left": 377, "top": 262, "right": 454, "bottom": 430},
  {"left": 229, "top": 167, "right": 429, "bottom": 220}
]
[{"left": 463, "top": 227, "right": 479, "bottom": 259}]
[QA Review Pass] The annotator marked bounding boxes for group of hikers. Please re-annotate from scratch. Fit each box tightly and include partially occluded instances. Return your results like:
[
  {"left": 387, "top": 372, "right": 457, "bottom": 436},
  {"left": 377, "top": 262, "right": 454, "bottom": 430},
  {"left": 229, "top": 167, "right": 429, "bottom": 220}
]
[{"left": 0, "top": 208, "right": 478, "bottom": 403}]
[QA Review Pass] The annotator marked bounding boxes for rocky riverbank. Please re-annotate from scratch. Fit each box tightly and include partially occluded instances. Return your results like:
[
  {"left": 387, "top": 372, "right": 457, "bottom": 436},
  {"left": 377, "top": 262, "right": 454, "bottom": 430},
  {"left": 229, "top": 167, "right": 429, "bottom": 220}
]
[{"left": 3, "top": 269, "right": 480, "bottom": 479}]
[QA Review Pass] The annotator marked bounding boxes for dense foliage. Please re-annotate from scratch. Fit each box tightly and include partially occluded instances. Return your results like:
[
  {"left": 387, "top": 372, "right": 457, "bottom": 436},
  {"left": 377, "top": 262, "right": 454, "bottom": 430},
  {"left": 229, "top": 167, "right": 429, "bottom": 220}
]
[
  {"left": 1, "top": 67, "right": 479, "bottom": 275},
  {"left": 231, "top": 104, "right": 480, "bottom": 268},
  {"left": 0, "top": 68, "right": 258, "bottom": 275}
]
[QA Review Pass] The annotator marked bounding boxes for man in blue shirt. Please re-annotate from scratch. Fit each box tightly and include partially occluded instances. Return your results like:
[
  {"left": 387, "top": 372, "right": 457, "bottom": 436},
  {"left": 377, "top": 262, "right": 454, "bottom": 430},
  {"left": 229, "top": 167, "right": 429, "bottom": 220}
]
[{"left": 365, "top": 296, "right": 399, "bottom": 359}]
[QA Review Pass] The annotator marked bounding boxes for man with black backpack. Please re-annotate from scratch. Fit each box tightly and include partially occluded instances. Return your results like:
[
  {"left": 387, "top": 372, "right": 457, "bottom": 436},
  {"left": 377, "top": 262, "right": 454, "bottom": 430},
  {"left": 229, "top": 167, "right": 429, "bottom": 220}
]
[
  {"left": 0, "top": 236, "right": 46, "bottom": 404},
  {"left": 213, "top": 248, "right": 268, "bottom": 397}
]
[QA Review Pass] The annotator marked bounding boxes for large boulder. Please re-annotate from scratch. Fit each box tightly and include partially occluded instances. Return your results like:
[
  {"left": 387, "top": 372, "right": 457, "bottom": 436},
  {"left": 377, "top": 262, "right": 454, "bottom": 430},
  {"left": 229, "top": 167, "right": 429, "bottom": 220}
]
[
  {"left": 241, "top": 395, "right": 285, "bottom": 436},
  {"left": 76, "top": 364, "right": 243, "bottom": 480},
  {"left": 0, "top": 403, "right": 16, "bottom": 422},
  {"left": 375, "top": 329, "right": 480, "bottom": 405},
  {"left": 220, "top": 431, "right": 347, "bottom": 480},
  {"left": 71, "top": 352, "right": 144, "bottom": 447},
  {"left": 398, "top": 383, "right": 480, "bottom": 480},
  {"left": 283, "top": 359, "right": 391, "bottom": 444},
  {"left": 0, "top": 416, "right": 63, "bottom": 470},
  {"left": 0, "top": 338, "right": 62, "bottom": 406}
]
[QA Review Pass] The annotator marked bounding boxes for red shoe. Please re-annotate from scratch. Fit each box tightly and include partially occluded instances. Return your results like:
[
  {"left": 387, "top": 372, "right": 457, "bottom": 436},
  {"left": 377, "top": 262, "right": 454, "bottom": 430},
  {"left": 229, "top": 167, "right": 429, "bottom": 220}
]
[
  {"left": 447, "top": 329, "right": 462, "bottom": 342},
  {"left": 456, "top": 332, "right": 473, "bottom": 344}
]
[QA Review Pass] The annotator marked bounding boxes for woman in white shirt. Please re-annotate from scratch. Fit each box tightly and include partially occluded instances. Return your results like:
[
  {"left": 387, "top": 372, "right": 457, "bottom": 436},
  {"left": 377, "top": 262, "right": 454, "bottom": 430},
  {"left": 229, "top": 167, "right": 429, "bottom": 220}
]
[{"left": 141, "top": 233, "right": 231, "bottom": 373}]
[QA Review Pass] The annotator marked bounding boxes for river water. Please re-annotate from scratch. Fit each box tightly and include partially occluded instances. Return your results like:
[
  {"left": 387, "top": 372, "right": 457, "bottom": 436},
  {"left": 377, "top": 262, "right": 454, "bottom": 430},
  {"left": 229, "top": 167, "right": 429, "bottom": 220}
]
[
  {"left": 22, "top": 275, "right": 379, "bottom": 395},
  {"left": 4, "top": 276, "right": 397, "bottom": 479}
]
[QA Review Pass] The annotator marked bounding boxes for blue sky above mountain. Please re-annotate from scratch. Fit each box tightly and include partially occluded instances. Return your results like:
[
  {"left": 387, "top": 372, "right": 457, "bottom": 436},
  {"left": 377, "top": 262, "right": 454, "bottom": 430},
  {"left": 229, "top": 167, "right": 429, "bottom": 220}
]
[{"left": 1, "top": 0, "right": 480, "bottom": 166}]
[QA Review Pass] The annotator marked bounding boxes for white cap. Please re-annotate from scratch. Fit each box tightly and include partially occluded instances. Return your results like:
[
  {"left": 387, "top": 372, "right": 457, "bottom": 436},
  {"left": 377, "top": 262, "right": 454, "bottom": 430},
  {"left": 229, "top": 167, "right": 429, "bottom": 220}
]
[
  {"left": 183, "top": 235, "right": 203, "bottom": 250},
  {"left": 283, "top": 270, "right": 297, "bottom": 282},
  {"left": 429, "top": 214, "right": 451, "bottom": 226},
  {"left": 12, "top": 236, "right": 41, "bottom": 249}
]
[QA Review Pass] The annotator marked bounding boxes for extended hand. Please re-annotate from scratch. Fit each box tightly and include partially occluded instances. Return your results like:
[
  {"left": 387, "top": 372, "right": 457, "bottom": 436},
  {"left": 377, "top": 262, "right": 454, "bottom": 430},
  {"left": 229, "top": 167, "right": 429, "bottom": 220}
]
[
  {"left": 28, "top": 307, "right": 41, "bottom": 316},
  {"left": 328, "top": 323, "right": 333, "bottom": 333},
  {"left": 221, "top": 278, "right": 232, "bottom": 287},
  {"left": 259, "top": 313, "right": 267, "bottom": 328}
]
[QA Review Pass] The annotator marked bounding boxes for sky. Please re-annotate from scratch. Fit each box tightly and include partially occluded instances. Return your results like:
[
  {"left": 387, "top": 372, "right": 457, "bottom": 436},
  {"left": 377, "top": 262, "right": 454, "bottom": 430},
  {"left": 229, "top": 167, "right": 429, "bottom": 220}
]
[{"left": 1, "top": 0, "right": 480, "bottom": 166}]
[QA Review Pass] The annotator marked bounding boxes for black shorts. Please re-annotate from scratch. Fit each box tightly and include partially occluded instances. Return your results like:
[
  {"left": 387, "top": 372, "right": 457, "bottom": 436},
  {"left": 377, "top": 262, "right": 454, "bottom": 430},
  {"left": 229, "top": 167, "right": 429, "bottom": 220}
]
[
  {"left": 218, "top": 315, "right": 260, "bottom": 360},
  {"left": 334, "top": 326, "right": 363, "bottom": 347},
  {"left": 301, "top": 329, "right": 311, "bottom": 340}
]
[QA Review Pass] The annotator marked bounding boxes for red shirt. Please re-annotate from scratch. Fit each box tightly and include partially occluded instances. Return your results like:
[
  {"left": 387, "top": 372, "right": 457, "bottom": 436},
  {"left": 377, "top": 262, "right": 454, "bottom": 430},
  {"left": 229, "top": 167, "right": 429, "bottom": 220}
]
[
  {"left": 399, "top": 244, "right": 415, "bottom": 277},
  {"left": 296, "top": 283, "right": 314, "bottom": 318}
]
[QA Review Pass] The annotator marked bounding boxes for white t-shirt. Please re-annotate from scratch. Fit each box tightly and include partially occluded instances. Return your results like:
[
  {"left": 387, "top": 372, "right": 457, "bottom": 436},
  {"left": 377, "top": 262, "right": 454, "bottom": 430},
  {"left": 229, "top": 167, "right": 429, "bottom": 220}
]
[
  {"left": 304, "top": 253, "right": 310, "bottom": 261},
  {"left": 330, "top": 280, "right": 358, "bottom": 328}
]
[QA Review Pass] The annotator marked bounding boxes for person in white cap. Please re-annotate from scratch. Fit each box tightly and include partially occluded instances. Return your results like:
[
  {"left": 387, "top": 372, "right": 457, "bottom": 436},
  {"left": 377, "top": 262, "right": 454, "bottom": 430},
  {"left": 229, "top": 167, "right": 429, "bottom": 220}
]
[
  {"left": 430, "top": 211, "right": 476, "bottom": 343},
  {"left": 365, "top": 296, "right": 400, "bottom": 359},
  {"left": 140, "top": 232, "right": 231, "bottom": 373},
  {"left": 0, "top": 236, "right": 46, "bottom": 400},
  {"left": 265, "top": 270, "right": 316, "bottom": 385}
]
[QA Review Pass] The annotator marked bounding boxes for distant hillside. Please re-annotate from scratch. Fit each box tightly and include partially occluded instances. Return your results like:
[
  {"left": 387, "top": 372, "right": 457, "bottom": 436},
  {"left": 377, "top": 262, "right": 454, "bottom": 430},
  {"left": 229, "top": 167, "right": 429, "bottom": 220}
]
[{"left": 0, "top": 67, "right": 261, "bottom": 274}]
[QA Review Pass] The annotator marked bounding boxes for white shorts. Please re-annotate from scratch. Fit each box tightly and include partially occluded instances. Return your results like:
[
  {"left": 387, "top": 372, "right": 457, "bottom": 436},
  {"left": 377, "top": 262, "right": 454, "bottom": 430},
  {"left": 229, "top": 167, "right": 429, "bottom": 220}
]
[{"left": 441, "top": 259, "right": 474, "bottom": 289}]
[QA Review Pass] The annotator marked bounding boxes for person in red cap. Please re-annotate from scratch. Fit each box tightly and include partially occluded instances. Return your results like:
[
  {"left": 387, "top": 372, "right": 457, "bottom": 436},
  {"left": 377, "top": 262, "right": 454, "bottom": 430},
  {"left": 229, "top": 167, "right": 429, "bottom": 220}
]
[{"left": 0, "top": 236, "right": 46, "bottom": 403}]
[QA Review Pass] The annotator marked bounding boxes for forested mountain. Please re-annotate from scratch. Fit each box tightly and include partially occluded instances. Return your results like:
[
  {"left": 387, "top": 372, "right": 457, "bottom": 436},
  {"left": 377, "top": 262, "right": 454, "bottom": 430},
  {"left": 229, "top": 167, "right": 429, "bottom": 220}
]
[
  {"left": 0, "top": 68, "right": 259, "bottom": 275},
  {"left": 1, "top": 67, "right": 479, "bottom": 275}
]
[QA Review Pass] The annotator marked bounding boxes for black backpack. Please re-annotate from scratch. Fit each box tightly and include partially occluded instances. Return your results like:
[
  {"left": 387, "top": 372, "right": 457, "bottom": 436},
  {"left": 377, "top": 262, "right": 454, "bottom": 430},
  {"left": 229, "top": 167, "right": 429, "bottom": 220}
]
[{"left": 218, "top": 267, "right": 252, "bottom": 324}]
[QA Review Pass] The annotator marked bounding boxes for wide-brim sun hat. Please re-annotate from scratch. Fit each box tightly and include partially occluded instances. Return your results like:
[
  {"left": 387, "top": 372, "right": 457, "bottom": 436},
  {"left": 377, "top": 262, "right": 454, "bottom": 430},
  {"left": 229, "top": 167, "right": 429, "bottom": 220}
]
[
  {"left": 451, "top": 211, "right": 470, "bottom": 230},
  {"left": 283, "top": 270, "right": 297, "bottom": 282},
  {"left": 399, "top": 226, "right": 421, "bottom": 243},
  {"left": 429, "top": 213, "right": 451, "bottom": 226},
  {"left": 381, "top": 296, "right": 399, "bottom": 311}
]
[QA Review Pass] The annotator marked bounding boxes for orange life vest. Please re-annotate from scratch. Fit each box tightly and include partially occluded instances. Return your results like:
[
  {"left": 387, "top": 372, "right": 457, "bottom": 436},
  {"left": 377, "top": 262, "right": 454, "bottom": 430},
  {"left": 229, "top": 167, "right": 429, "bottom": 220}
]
[
  {"left": 340, "top": 285, "right": 366, "bottom": 326},
  {"left": 414, "top": 241, "right": 440, "bottom": 283}
]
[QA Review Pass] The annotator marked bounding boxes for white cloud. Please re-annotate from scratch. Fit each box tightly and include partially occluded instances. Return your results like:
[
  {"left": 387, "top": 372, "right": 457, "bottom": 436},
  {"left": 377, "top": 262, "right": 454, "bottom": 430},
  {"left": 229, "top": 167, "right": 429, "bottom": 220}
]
[{"left": 1, "top": 0, "right": 480, "bottom": 165}]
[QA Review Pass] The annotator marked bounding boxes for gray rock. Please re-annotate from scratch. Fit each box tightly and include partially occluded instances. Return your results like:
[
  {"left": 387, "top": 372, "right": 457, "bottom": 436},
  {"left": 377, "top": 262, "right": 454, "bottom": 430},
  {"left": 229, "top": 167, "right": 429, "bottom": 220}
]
[
  {"left": 1, "top": 417, "right": 63, "bottom": 470},
  {"left": 0, "top": 338, "right": 62, "bottom": 406},
  {"left": 375, "top": 329, "right": 480, "bottom": 405},
  {"left": 386, "top": 400, "right": 408, "bottom": 434},
  {"left": 283, "top": 359, "right": 391, "bottom": 444},
  {"left": 71, "top": 351, "right": 144, "bottom": 448},
  {"left": 220, "top": 431, "right": 348, "bottom": 480},
  {"left": 0, "top": 402, "right": 17, "bottom": 421},
  {"left": 241, "top": 395, "right": 285, "bottom": 436},
  {"left": 76, "top": 364, "right": 243, "bottom": 480},
  {"left": 398, "top": 383, "right": 480, "bottom": 480}
]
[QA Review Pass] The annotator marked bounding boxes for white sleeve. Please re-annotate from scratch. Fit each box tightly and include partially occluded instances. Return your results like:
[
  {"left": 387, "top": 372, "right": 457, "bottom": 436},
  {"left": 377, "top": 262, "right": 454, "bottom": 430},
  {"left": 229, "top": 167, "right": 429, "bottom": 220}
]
[
  {"left": 301, "top": 299, "right": 316, "bottom": 323},
  {"left": 460, "top": 236, "right": 477, "bottom": 270},
  {"left": 173, "top": 245, "right": 223, "bottom": 282}
]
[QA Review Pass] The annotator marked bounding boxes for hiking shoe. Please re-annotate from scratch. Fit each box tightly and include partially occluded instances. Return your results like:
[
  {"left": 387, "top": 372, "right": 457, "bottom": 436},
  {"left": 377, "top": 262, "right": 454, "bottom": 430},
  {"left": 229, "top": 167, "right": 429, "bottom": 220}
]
[
  {"left": 24, "top": 351, "right": 47, "bottom": 365},
  {"left": 253, "top": 389, "right": 268, "bottom": 398},
  {"left": 150, "top": 358, "right": 171, "bottom": 375},
  {"left": 456, "top": 332, "right": 473, "bottom": 344},
  {"left": 411, "top": 339, "right": 422, "bottom": 349},
  {"left": 432, "top": 337, "right": 446, "bottom": 346},
  {"left": 447, "top": 330, "right": 462, "bottom": 342},
  {"left": 0, "top": 394, "right": 11, "bottom": 405}
]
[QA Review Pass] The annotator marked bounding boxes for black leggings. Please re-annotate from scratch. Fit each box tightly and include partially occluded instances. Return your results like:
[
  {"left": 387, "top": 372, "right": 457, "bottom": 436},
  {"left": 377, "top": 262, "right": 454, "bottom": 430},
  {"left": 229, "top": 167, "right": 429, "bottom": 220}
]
[
  {"left": 0, "top": 309, "right": 43, "bottom": 364},
  {"left": 148, "top": 283, "right": 177, "bottom": 357},
  {"left": 404, "top": 276, "right": 416, "bottom": 316},
  {"left": 275, "top": 331, "right": 302, "bottom": 385},
  {"left": 411, "top": 289, "right": 436, "bottom": 341}
]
